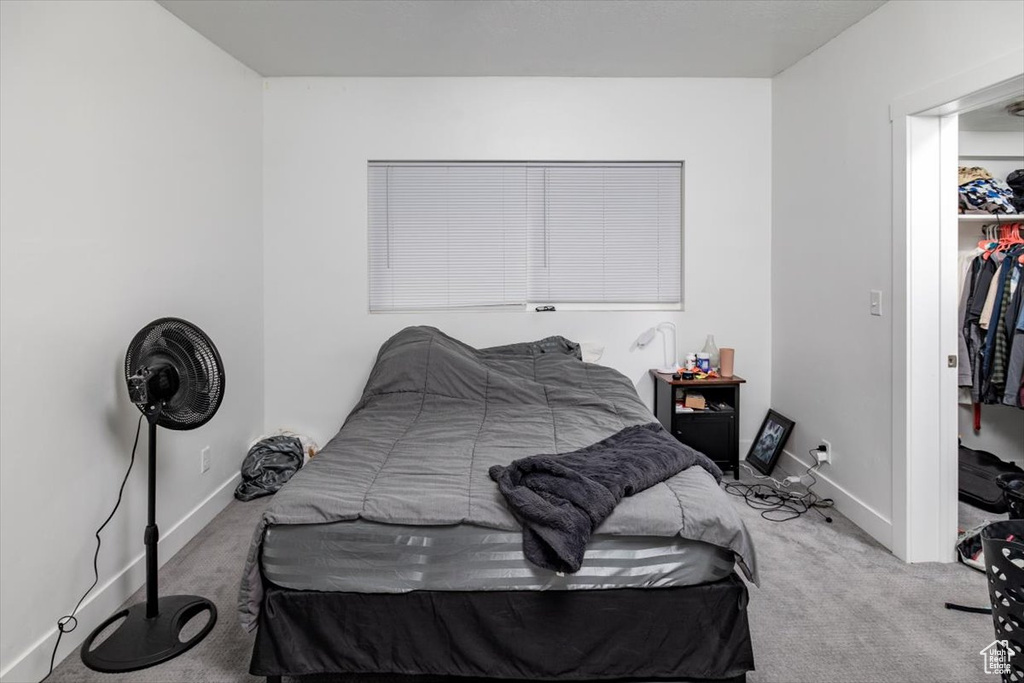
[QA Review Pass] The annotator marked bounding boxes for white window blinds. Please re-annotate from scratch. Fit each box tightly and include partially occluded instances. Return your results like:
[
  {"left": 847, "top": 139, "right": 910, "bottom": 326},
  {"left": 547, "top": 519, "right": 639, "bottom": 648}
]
[
  {"left": 368, "top": 164, "right": 528, "bottom": 311},
  {"left": 526, "top": 164, "right": 681, "bottom": 304},
  {"left": 368, "top": 162, "right": 681, "bottom": 311}
]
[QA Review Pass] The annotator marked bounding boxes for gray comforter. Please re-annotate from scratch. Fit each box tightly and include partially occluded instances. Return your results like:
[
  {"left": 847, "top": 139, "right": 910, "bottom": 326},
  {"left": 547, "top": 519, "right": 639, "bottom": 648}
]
[{"left": 239, "top": 326, "right": 757, "bottom": 631}]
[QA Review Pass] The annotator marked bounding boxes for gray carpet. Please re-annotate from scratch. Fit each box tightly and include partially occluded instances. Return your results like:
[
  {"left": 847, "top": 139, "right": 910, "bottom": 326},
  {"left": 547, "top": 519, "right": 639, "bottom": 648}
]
[
  {"left": 49, "top": 479, "right": 998, "bottom": 683},
  {"left": 959, "top": 498, "right": 1006, "bottom": 533}
]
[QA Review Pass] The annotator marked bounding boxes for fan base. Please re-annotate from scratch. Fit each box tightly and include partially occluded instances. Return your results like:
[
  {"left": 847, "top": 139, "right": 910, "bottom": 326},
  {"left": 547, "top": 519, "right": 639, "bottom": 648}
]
[{"left": 80, "top": 595, "right": 217, "bottom": 673}]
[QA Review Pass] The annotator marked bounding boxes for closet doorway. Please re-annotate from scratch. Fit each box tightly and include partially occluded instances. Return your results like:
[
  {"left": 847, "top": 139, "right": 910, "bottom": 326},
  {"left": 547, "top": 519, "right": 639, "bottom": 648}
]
[
  {"left": 891, "top": 51, "right": 1024, "bottom": 564},
  {"left": 955, "top": 105, "right": 1024, "bottom": 538}
]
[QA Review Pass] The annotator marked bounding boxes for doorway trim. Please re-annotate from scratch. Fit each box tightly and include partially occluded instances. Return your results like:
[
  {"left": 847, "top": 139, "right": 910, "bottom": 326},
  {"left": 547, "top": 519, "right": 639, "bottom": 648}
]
[{"left": 890, "top": 49, "right": 1024, "bottom": 562}]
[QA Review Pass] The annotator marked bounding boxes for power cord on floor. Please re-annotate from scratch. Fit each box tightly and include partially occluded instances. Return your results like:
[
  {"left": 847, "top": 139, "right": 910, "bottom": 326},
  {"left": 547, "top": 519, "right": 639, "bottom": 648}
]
[
  {"left": 43, "top": 414, "right": 143, "bottom": 681},
  {"left": 723, "top": 450, "right": 835, "bottom": 523},
  {"left": 944, "top": 602, "right": 991, "bottom": 615}
]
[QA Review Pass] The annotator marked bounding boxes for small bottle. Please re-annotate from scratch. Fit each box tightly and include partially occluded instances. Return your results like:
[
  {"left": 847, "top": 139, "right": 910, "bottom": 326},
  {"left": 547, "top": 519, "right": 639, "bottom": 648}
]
[
  {"left": 685, "top": 353, "right": 697, "bottom": 371},
  {"left": 702, "top": 335, "right": 720, "bottom": 371}
]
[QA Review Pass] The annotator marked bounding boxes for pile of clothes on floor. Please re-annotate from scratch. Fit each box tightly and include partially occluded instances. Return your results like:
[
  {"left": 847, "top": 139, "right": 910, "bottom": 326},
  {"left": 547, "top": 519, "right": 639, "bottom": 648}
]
[
  {"left": 959, "top": 166, "right": 1023, "bottom": 214},
  {"left": 956, "top": 471, "right": 1023, "bottom": 568},
  {"left": 235, "top": 431, "right": 319, "bottom": 501}
]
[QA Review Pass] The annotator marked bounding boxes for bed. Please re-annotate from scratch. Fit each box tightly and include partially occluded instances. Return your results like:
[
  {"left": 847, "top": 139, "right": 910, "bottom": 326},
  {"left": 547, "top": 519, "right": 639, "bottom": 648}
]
[{"left": 240, "top": 326, "right": 758, "bottom": 682}]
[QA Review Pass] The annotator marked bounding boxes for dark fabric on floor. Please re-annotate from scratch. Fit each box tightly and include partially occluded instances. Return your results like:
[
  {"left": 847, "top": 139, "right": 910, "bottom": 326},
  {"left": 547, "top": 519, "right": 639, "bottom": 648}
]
[{"left": 489, "top": 423, "right": 722, "bottom": 573}]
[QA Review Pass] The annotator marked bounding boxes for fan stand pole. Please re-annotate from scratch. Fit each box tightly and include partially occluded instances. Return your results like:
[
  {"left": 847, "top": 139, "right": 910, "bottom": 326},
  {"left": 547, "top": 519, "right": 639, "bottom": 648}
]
[
  {"left": 80, "top": 411, "right": 217, "bottom": 673},
  {"left": 145, "top": 419, "right": 159, "bottom": 619}
]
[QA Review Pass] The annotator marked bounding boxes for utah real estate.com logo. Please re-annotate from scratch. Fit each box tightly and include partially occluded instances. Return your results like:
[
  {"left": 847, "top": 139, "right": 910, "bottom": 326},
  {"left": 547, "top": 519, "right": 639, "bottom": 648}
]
[{"left": 980, "top": 639, "right": 1017, "bottom": 676}]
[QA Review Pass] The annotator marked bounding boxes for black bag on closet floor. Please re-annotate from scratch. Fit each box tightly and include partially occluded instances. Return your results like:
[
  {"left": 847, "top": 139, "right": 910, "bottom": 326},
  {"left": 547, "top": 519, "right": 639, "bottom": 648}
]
[{"left": 959, "top": 444, "right": 1024, "bottom": 513}]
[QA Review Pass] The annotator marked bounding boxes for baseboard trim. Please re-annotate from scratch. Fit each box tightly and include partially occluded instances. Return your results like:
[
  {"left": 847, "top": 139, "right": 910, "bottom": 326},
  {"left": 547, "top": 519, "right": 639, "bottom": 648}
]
[
  {"left": 775, "top": 449, "right": 893, "bottom": 549},
  {"left": 0, "top": 473, "right": 240, "bottom": 683}
]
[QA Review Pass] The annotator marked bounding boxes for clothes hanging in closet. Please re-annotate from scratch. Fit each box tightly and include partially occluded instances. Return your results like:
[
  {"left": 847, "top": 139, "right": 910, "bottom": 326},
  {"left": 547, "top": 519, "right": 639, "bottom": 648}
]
[
  {"left": 1004, "top": 295, "right": 1024, "bottom": 407},
  {"left": 959, "top": 228, "right": 1024, "bottom": 412}
]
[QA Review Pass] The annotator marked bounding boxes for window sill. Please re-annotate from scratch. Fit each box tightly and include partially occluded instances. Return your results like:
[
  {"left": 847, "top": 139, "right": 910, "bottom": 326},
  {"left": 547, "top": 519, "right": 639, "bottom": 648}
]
[
  {"left": 369, "top": 302, "right": 684, "bottom": 314},
  {"left": 529, "top": 302, "right": 683, "bottom": 312}
]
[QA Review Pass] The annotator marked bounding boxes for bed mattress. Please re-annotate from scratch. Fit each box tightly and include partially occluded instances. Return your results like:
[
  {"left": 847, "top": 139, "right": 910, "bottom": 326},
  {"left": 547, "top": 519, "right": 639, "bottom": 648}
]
[{"left": 261, "top": 519, "right": 735, "bottom": 593}]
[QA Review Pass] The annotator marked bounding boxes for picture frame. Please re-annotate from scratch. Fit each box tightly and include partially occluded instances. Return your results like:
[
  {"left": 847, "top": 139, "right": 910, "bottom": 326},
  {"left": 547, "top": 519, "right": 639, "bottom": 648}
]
[{"left": 745, "top": 409, "right": 795, "bottom": 476}]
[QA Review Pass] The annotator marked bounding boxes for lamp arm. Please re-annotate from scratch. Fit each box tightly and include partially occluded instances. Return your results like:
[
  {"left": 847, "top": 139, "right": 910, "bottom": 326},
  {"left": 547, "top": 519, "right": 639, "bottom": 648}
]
[{"left": 656, "top": 322, "right": 677, "bottom": 371}]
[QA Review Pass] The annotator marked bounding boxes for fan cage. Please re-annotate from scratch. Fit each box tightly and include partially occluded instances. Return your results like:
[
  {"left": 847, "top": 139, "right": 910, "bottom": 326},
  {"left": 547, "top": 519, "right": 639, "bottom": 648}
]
[{"left": 124, "top": 318, "right": 225, "bottom": 430}]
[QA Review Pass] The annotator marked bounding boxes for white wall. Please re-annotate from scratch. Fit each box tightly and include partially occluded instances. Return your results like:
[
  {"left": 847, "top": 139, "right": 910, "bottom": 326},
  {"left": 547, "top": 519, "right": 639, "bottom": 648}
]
[
  {"left": 771, "top": 0, "right": 1024, "bottom": 544},
  {"left": 263, "top": 78, "right": 772, "bottom": 449},
  {"left": 0, "top": 2, "right": 263, "bottom": 680}
]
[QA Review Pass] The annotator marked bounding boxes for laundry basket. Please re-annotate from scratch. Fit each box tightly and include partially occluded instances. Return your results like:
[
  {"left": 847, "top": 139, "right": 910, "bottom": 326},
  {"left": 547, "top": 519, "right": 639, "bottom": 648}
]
[
  {"left": 998, "top": 474, "right": 1024, "bottom": 520},
  {"left": 981, "top": 521, "right": 1024, "bottom": 682}
]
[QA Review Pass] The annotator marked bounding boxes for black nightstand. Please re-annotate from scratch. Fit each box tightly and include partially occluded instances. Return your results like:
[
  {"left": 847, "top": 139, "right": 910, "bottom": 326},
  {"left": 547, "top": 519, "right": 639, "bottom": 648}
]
[{"left": 651, "top": 371, "right": 745, "bottom": 480}]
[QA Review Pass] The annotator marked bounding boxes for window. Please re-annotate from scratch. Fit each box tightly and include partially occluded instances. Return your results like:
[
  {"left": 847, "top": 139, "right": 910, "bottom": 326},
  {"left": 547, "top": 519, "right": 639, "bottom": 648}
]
[{"left": 368, "top": 162, "right": 681, "bottom": 312}]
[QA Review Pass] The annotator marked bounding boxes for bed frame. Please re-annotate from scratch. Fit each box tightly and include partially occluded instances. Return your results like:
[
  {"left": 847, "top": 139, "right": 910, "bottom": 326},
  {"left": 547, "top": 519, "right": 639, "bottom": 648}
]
[{"left": 251, "top": 575, "right": 753, "bottom": 682}]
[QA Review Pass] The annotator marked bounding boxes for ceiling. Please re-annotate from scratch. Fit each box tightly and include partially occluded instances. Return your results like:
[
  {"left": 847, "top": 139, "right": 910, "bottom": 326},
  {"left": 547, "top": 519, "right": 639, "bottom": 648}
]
[
  {"left": 960, "top": 98, "right": 1024, "bottom": 133},
  {"left": 157, "top": 0, "right": 887, "bottom": 78}
]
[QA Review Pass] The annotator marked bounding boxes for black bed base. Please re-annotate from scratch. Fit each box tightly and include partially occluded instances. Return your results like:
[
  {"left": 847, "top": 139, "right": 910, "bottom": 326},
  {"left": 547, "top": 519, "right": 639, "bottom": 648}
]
[
  {"left": 266, "top": 675, "right": 745, "bottom": 683},
  {"left": 252, "top": 576, "right": 753, "bottom": 682}
]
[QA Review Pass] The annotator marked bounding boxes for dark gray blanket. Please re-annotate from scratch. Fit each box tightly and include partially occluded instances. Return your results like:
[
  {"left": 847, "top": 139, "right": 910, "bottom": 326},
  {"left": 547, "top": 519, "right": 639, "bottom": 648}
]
[{"left": 490, "top": 423, "right": 722, "bottom": 573}]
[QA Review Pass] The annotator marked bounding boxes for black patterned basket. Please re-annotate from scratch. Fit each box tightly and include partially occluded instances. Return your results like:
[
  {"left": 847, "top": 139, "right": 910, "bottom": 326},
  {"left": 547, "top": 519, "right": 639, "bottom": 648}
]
[{"left": 982, "top": 521, "right": 1024, "bottom": 683}]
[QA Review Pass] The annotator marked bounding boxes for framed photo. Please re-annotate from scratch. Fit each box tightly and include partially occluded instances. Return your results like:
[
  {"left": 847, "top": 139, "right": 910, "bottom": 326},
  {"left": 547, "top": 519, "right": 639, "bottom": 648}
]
[{"left": 745, "top": 409, "right": 795, "bottom": 476}]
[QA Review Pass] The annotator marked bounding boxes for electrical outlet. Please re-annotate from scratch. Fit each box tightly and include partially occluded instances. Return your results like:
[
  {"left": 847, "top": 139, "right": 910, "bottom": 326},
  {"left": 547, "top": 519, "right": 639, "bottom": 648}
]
[
  {"left": 819, "top": 439, "right": 832, "bottom": 465},
  {"left": 201, "top": 446, "right": 211, "bottom": 474}
]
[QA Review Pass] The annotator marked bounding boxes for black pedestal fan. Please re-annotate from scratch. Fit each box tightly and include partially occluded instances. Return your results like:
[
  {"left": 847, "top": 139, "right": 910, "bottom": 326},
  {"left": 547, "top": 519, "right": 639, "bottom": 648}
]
[{"left": 81, "top": 317, "right": 225, "bottom": 672}]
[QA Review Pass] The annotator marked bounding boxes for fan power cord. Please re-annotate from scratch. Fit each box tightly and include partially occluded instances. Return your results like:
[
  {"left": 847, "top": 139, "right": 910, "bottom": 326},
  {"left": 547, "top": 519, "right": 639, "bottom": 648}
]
[
  {"left": 44, "top": 414, "right": 143, "bottom": 681},
  {"left": 723, "top": 450, "right": 835, "bottom": 523}
]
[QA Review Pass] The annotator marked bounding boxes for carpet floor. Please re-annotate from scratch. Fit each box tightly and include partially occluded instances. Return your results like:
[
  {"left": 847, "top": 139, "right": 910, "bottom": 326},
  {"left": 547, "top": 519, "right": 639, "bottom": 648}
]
[{"left": 49, "top": 478, "right": 1001, "bottom": 683}]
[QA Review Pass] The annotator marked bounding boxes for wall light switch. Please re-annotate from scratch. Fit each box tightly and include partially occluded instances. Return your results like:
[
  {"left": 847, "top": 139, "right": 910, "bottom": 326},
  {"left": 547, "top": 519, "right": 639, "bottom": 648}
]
[{"left": 870, "top": 290, "right": 882, "bottom": 317}]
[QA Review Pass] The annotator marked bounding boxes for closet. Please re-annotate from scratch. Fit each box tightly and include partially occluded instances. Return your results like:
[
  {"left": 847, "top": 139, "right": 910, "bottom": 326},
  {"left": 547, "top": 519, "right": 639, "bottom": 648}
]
[{"left": 956, "top": 98, "right": 1024, "bottom": 531}]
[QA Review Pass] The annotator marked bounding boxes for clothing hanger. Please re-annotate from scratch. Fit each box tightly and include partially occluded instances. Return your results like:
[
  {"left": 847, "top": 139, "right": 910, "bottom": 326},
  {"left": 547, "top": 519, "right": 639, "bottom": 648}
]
[
  {"left": 977, "top": 223, "right": 996, "bottom": 257},
  {"left": 989, "top": 222, "right": 1024, "bottom": 261},
  {"left": 978, "top": 224, "right": 999, "bottom": 258},
  {"left": 975, "top": 222, "right": 1022, "bottom": 259},
  {"left": 998, "top": 222, "right": 1022, "bottom": 245},
  {"left": 1005, "top": 222, "right": 1024, "bottom": 263}
]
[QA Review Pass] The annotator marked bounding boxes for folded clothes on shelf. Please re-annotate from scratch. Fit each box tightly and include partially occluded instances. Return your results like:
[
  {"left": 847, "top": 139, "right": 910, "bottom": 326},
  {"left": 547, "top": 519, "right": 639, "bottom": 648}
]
[{"left": 959, "top": 171, "right": 1018, "bottom": 215}]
